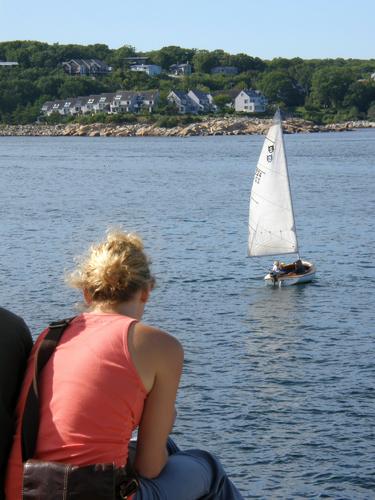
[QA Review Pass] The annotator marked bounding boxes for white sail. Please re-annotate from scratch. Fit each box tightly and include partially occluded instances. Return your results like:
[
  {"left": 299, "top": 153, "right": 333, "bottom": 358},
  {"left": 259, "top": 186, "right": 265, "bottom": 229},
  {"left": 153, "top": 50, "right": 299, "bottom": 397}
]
[{"left": 248, "top": 111, "right": 298, "bottom": 257}]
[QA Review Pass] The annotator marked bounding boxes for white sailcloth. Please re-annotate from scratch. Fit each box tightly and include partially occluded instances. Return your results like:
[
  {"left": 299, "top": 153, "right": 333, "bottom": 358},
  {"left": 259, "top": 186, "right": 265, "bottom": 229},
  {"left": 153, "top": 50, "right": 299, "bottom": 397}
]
[{"left": 248, "top": 111, "right": 298, "bottom": 257}]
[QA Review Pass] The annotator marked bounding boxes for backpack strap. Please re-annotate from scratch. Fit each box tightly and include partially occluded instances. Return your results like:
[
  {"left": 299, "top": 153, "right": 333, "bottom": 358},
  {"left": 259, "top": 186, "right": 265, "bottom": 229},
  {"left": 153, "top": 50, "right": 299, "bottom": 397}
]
[{"left": 21, "top": 317, "right": 75, "bottom": 462}]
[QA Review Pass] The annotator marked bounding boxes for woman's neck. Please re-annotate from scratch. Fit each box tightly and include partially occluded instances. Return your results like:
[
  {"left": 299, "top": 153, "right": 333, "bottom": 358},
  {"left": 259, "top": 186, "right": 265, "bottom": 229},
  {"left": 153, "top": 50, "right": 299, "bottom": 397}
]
[{"left": 89, "top": 298, "right": 144, "bottom": 320}]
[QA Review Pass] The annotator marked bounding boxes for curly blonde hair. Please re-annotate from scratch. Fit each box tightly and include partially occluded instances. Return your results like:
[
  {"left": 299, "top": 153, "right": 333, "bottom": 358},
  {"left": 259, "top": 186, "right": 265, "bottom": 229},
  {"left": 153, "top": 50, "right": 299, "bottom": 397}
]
[{"left": 67, "top": 229, "right": 154, "bottom": 304}]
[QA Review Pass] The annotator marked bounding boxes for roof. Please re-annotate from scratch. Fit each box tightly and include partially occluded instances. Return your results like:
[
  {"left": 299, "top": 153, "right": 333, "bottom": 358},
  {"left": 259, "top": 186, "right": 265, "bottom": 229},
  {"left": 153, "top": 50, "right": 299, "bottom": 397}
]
[
  {"left": 62, "top": 58, "right": 108, "bottom": 67},
  {"left": 169, "top": 90, "right": 188, "bottom": 100},
  {"left": 189, "top": 89, "right": 210, "bottom": 100},
  {"left": 240, "top": 89, "right": 265, "bottom": 98}
]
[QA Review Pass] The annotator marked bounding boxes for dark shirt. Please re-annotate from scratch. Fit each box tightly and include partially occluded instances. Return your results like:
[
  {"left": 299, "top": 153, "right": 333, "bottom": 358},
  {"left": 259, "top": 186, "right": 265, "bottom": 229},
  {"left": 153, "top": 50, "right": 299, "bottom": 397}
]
[{"left": 0, "top": 308, "right": 33, "bottom": 499}]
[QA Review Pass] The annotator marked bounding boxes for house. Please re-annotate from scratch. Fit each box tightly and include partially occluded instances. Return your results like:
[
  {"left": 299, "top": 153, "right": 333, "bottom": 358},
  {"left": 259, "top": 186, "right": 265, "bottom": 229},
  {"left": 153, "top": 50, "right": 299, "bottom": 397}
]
[
  {"left": 130, "top": 64, "right": 162, "bottom": 76},
  {"left": 211, "top": 66, "right": 238, "bottom": 75},
  {"left": 187, "top": 90, "right": 217, "bottom": 113},
  {"left": 169, "top": 63, "right": 192, "bottom": 76},
  {"left": 41, "top": 101, "right": 55, "bottom": 115},
  {"left": 93, "top": 93, "right": 115, "bottom": 113},
  {"left": 68, "top": 97, "right": 87, "bottom": 115},
  {"left": 62, "top": 59, "right": 112, "bottom": 76},
  {"left": 140, "top": 90, "right": 159, "bottom": 112},
  {"left": 41, "top": 90, "right": 160, "bottom": 117},
  {"left": 44, "top": 100, "right": 67, "bottom": 115},
  {"left": 80, "top": 95, "right": 101, "bottom": 114},
  {"left": 110, "top": 91, "right": 137, "bottom": 113},
  {"left": 167, "top": 91, "right": 200, "bottom": 114},
  {"left": 110, "top": 90, "right": 159, "bottom": 113},
  {"left": 234, "top": 89, "right": 267, "bottom": 113}
]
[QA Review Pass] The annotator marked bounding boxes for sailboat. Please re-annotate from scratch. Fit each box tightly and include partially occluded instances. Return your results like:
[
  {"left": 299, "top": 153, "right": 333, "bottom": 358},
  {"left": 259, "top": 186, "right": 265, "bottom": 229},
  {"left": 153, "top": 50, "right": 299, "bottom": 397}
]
[{"left": 248, "top": 110, "right": 316, "bottom": 286}]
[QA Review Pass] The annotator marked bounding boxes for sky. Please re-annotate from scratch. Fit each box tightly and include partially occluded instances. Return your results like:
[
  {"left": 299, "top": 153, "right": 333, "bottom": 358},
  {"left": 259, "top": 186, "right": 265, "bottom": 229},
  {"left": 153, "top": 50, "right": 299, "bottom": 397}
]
[{"left": 0, "top": 0, "right": 374, "bottom": 59}]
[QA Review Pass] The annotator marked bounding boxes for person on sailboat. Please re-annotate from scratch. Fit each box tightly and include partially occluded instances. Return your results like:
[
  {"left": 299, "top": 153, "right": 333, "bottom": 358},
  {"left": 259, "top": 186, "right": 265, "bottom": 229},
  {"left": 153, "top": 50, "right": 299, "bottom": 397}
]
[
  {"left": 294, "top": 259, "right": 305, "bottom": 274},
  {"left": 272, "top": 260, "right": 283, "bottom": 274}
]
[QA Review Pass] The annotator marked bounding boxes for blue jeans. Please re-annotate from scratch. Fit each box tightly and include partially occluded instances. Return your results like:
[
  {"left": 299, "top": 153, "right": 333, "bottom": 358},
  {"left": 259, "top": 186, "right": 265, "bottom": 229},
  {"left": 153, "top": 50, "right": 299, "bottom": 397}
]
[{"left": 134, "top": 439, "right": 244, "bottom": 500}]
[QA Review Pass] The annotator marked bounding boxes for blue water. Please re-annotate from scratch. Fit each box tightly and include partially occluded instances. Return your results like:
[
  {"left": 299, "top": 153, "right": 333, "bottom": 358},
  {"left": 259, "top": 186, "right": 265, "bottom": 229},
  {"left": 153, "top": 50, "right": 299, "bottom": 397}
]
[{"left": 0, "top": 130, "right": 374, "bottom": 498}]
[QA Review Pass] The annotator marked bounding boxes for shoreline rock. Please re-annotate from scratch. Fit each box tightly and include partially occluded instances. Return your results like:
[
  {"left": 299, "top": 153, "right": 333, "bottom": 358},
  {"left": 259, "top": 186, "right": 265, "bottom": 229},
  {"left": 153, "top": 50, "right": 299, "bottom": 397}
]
[{"left": 0, "top": 118, "right": 374, "bottom": 138}]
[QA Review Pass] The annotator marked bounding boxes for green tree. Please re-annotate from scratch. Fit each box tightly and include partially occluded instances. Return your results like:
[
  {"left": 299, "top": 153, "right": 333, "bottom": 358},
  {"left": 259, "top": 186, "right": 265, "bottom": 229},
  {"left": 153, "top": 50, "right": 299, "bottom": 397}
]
[
  {"left": 367, "top": 101, "right": 375, "bottom": 120},
  {"left": 258, "top": 70, "right": 305, "bottom": 107},
  {"left": 310, "top": 67, "right": 356, "bottom": 108},
  {"left": 343, "top": 80, "right": 375, "bottom": 112},
  {"left": 146, "top": 46, "right": 195, "bottom": 69},
  {"left": 192, "top": 50, "right": 221, "bottom": 73},
  {"left": 213, "top": 93, "right": 232, "bottom": 111}
]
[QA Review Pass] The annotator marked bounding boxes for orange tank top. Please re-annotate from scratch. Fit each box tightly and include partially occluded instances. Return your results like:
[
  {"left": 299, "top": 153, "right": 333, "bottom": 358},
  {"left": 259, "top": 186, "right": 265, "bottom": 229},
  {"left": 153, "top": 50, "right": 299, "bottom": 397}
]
[{"left": 5, "top": 313, "right": 147, "bottom": 500}]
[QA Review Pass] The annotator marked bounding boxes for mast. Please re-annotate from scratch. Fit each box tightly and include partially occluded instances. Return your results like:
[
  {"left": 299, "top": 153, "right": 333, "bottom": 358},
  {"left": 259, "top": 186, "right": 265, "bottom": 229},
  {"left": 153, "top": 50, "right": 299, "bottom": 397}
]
[{"left": 278, "top": 110, "right": 300, "bottom": 259}]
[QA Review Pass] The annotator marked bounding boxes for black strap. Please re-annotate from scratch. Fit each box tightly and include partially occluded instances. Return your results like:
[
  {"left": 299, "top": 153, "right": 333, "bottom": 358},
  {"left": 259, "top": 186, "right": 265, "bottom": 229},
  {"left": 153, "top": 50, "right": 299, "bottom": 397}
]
[{"left": 21, "top": 317, "right": 75, "bottom": 462}]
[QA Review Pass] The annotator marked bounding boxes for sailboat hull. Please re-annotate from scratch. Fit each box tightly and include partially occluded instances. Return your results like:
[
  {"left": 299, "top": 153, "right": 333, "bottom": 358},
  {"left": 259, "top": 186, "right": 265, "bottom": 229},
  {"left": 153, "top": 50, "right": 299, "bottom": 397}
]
[{"left": 264, "top": 260, "right": 316, "bottom": 286}]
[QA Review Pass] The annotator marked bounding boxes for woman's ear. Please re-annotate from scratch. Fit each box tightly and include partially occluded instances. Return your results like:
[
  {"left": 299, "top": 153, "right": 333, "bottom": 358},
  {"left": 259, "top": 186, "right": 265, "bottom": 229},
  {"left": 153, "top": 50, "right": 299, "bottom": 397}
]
[
  {"left": 83, "top": 289, "right": 93, "bottom": 305},
  {"left": 140, "top": 286, "right": 150, "bottom": 304}
]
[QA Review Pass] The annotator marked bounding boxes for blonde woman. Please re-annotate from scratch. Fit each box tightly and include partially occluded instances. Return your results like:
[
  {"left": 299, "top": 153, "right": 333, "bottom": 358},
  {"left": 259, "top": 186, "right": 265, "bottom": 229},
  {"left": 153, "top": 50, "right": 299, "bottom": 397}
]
[{"left": 6, "top": 230, "right": 243, "bottom": 499}]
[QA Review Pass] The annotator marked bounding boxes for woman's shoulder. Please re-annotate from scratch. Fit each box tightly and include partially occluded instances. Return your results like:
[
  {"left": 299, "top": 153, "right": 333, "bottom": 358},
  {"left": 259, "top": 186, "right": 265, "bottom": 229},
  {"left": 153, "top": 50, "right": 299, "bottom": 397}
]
[
  {"left": 128, "top": 323, "right": 183, "bottom": 393},
  {"left": 132, "top": 322, "right": 184, "bottom": 358}
]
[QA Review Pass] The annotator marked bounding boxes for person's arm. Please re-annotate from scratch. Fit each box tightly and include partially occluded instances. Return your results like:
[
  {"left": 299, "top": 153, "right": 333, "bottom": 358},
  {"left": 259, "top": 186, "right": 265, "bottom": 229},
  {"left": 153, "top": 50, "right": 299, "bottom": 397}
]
[{"left": 129, "top": 324, "right": 184, "bottom": 479}]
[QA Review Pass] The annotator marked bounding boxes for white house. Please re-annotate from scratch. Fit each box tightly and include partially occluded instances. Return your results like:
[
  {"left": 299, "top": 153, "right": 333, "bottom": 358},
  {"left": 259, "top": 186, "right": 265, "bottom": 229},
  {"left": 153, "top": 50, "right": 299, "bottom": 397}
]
[
  {"left": 167, "top": 91, "right": 200, "bottom": 114},
  {"left": 169, "top": 63, "right": 192, "bottom": 76},
  {"left": 92, "top": 93, "right": 115, "bottom": 113},
  {"left": 234, "top": 89, "right": 267, "bottom": 113},
  {"left": 110, "top": 90, "right": 159, "bottom": 113},
  {"left": 130, "top": 64, "right": 162, "bottom": 76},
  {"left": 80, "top": 95, "right": 100, "bottom": 114},
  {"left": 187, "top": 90, "right": 217, "bottom": 113}
]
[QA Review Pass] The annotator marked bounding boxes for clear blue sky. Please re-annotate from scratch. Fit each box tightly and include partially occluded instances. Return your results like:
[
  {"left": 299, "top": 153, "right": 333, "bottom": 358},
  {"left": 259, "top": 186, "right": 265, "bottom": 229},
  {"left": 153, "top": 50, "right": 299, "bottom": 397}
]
[{"left": 0, "top": 0, "right": 374, "bottom": 59}]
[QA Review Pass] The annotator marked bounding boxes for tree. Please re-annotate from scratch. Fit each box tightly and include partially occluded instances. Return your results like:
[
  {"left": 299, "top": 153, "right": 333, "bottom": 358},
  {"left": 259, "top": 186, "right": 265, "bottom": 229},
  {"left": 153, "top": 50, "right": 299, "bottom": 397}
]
[
  {"left": 367, "top": 101, "right": 375, "bottom": 120},
  {"left": 213, "top": 93, "right": 232, "bottom": 111},
  {"left": 146, "top": 46, "right": 195, "bottom": 70},
  {"left": 310, "top": 67, "right": 356, "bottom": 108},
  {"left": 192, "top": 50, "right": 221, "bottom": 73},
  {"left": 229, "top": 53, "right": 265, "bottom": 72},
  {"left": 343, "top": 80, "right": 375, "bottom": 112},
  {"left": 257, "top": 70, "right": 305, "bottom": 107},
  {"left": 109, "top": 44, "right": 137, "bottom": 68}
]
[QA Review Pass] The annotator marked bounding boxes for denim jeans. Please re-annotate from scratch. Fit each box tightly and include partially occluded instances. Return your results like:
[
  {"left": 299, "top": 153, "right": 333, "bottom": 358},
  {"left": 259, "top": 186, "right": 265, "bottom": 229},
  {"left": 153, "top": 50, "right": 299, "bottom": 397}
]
[{"left": 134, "top": 438, "right": 244, "bottom": 500}]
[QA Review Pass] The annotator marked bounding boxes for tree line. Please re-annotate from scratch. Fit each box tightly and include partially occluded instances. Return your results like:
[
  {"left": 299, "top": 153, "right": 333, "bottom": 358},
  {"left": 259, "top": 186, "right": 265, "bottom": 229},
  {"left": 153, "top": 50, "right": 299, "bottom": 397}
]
[{"left": 0, "top": 40, "right": 375, "bottom": 124}]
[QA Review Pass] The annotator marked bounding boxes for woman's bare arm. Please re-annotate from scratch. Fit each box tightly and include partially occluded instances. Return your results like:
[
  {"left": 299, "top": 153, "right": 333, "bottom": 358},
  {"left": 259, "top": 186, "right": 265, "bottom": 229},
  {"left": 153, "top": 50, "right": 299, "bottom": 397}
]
[{"left": 129, "top": 323, "right": 184, "bottom": 478}]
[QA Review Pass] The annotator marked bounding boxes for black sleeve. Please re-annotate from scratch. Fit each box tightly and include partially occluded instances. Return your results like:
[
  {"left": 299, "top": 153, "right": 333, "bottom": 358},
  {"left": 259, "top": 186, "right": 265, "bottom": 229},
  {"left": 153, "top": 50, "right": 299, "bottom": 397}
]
[{"left": 0, "top": 307, "right": 33, "bottom": 495}]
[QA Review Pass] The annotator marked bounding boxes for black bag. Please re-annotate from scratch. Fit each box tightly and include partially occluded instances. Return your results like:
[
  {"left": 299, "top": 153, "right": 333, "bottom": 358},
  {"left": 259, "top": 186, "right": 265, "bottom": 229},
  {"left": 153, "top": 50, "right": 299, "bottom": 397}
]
[{"left": 21, "top": 318, "right": 139, "bottom": 500}]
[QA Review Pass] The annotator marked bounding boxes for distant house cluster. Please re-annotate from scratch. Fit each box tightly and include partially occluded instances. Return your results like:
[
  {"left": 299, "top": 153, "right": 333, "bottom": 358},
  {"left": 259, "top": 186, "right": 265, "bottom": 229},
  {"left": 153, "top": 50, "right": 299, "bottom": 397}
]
[
  {"left": 62, "top": 59, "right": 112, "bottom": 76},
  {"left": 167, "top": 88, "right": 267, "bottom": 114},
  {"left": 41, "top": 90, "right": 159, "bottom": 116},
  {"left": 41, "top": 88, "right": 267, "bottom": 117}
]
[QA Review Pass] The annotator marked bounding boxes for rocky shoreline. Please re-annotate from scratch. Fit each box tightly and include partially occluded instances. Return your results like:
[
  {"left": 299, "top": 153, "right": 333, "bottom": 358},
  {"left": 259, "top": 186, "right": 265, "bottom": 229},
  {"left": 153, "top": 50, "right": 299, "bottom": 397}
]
[{"left": 0, "top": 117, "right": 374, "bottom": 138}]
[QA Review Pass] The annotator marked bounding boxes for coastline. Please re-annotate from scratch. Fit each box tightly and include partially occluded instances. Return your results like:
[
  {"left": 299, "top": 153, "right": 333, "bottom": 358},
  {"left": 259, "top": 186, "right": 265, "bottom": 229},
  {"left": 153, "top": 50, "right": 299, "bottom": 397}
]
[{"left": 0, "top": 117, "right": 374, "bottom": 138}]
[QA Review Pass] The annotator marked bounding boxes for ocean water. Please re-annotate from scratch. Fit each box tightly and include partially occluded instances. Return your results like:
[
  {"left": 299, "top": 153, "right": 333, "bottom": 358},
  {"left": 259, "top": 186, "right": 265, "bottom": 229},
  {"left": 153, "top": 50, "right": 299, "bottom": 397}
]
[{"left": 0, "top": 130, "right": 374, "bottom": 499}]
